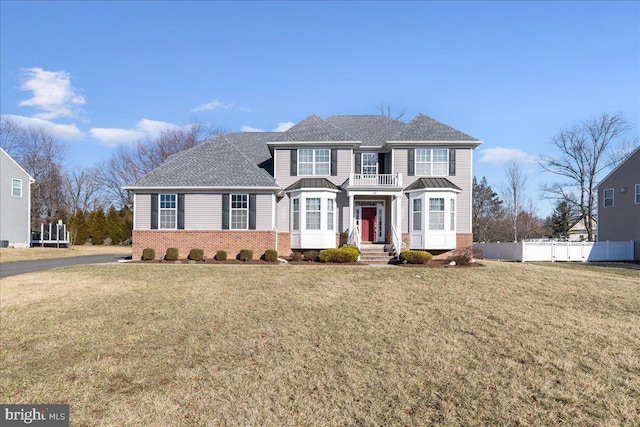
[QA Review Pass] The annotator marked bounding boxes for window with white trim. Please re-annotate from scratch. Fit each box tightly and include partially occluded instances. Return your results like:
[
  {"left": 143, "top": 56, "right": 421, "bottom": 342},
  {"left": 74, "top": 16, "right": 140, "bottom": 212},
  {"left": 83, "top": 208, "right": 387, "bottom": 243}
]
[
  {"left": 11, "top": 178, "right": 22, "bottom": 197},
  {"left": 159, "top": 193, "right": 177, "bottom": 229},
  {"left": 603, "top": 189, "right": 614, "bottom": 208},
  {"left": 362, "top": 153, "right": 378, "bottom": 175},
  {"left": 416, "top": 148, "right": 448, "bottom": 176},
  {"left": 450, "top": 199, "right": 456, "bottom": 231},
  {"left": 635, "top": 184, "right": 640, "bottom": 204},
  {"left": 292, "top": 198, "right": 300, "bottom": 231},
  {"left": 306, "top": 198, "right": 321, "bottom": 230},
  {"left": 231, "top": 194, "right": 249, "bottom": 229},
  {"left": 429, "top": 198, "right": 445, "bottom": 230},
  {"left": 327, "top": 199, "right": 334, "bottom": 231},
  {"left": 299, "top": 149, "right": 330, "bottom": 176},
  {"left": 412, "top": 198, "right": 422, "bottom": 231}
]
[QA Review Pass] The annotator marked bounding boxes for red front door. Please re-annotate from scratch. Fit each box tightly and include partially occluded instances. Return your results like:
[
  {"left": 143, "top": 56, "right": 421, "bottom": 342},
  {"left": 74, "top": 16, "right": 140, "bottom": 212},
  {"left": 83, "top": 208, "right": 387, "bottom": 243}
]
[{"left": 361, "top": 207, "right": 377, "bottom": 242}]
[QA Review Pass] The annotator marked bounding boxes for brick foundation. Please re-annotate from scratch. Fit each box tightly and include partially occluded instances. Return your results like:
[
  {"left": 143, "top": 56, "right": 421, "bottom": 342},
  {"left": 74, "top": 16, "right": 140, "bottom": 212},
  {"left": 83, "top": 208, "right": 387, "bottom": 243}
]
[
  {"left": 456, "top": 233, "right": 473, "bottom": 249},
  {"left": 133, "top": 230, "right": 290, "bottom": 260}
]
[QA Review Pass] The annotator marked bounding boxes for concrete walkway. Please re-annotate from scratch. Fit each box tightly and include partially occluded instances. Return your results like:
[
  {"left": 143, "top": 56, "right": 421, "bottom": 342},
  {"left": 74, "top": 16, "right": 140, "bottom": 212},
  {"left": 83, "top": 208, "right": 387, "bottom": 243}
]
[{"left": 0, "top": 255, "right": 128, "bottom": 278}]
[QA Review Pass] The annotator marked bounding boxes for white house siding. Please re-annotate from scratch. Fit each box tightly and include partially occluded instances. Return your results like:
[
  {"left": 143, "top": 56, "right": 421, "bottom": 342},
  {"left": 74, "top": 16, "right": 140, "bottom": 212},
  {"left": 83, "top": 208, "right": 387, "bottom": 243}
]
[
  {"left": 134, "top": 194, "right": 151, "bottom": 229},
  {"left": 185, "top": 194, "right": 219, "bottom": 230},
  {"left": 0, "top": 149, "right": 31, "bottom": 247},
  {"left": 255, "top": 193, "right": 273, "bottom": 230},
  {"left": 274, "top": 148, "right": 352, "bottom": 188}
]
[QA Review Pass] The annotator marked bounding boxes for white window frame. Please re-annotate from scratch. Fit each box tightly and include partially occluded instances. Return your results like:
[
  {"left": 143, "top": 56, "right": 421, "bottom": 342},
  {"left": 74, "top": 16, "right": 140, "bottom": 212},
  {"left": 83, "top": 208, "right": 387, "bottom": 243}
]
[
  {"left": 292, "top": 198, "right": 300, "bottom": 231},
  {"left": 306, "top": 197, "right": 321, "bottom": 230},
  {"left": 450, "top": 199, "right": 456, "bottom": 231},
  {"left": 415, "top": 148, "right": 448, "bottom": 177},
  {"left": 231, "top": 193, "right": 249, "bottom": 230},
  {"left": 11, "top": 178, "right": 22, "bottom": 197},
  {"left": 412, "top": 198, "right": 422, "bottom": 231},
  {"left": 298, "top": 148, "right": 330, "bottom": 176},
  {"left": 327, "top": 199, "right": 334, "bottom": 231},
  {"left": 635, "top": 184, "right": 640, "bottom": 204},
  {"left": 361, "top": 152, "right": 379, "bottom": 175},
  {"left": 429, "top": 198, "right": 445, "bottom": 231},
  {"left": 603, "top": 188, "right": 614, "bottom": 208},
  {"left": 159, "top": 193, "right": 177, "bottom": 230}
]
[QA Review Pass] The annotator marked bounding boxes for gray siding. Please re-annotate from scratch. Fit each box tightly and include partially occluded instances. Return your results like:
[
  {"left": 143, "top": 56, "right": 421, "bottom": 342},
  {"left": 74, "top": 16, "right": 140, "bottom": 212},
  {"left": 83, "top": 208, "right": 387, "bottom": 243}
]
[
  {"left": 135, "top": 194, "right": 151, "bottom": 230},
  {"left": 255, "top": 193, "right": 273, "bottom": 230},
  {"left": 274, "top": 148, "right": 352, "bottom": 188},
  {"left": 277, "top": 194, "right": 290, "bottom": 232},
  {"left": 0, "top": 150, "right": 31, "bottom": 246},
  {"left": 185, "top": 194, "right": 219, "bottom": 230}
]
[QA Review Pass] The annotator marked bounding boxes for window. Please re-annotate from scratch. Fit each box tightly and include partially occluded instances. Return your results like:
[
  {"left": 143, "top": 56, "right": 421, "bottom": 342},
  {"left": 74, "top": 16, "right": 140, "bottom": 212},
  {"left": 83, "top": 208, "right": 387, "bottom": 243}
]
[
  {"left": 159, "top": 193, "right": 177, "bottom": 229},
  {"left": 11, "top": 179, "right": 22, "bottom": 197},
  {"left": 231, "top": 194, "right": 249, "bottom": 229},
  {"left": 429, "top": 198, "right": 445, "bottom": 230},
  {"left": 292, "top": 198, "right": 300, "bottom": 231},
  {"left": 306, "top": 198, "right": 321, "bottom": 230},
  {"left": 299, "top": 149, "right": 330, "bottom": 176},
  {"left": 450, "top": 199, "right": 456, "bottom": 231},
  {"left": 412, "top": 198, "right": 422, "bottom": 231},
  {"left": 635, "top": 184, "right": 640, "bottom": 204},
  {"left": 415, "top": 149, "right": 448, "bottom": 176},
  {"left": 362, "top": 153, "right": 378, "bottom": 175},
  {"left": 327, "top": 199, "right": 334, "bottom": 231},
  {"left": 603, "top": 189, "right": 614, "bottom": 208}
]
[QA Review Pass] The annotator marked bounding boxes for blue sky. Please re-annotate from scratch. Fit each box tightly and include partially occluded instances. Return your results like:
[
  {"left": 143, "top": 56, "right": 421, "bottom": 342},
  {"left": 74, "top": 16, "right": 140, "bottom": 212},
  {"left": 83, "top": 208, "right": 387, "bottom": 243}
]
[{"left": 1, "top": 1, "right": 638, "bottom": 215}]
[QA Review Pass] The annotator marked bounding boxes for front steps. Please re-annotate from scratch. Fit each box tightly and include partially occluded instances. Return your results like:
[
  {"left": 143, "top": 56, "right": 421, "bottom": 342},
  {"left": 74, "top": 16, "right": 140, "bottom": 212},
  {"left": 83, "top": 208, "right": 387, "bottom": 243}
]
[{"left": 359, "top": 243, "right": 396, "bottom": 265}]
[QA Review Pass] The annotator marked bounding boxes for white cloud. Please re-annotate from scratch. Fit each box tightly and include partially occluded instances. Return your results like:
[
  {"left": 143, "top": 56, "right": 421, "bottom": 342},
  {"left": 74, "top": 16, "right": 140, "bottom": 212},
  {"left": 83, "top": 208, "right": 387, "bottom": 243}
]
[
  {"left": 191, "top": 100, "right": 232, "bottom": 112},
  {"left": 273, "top": 122, "right": 295, "bottom": 132},
  {"left": 237, "top": 106, "right": 252, "bottom": 112},
  {"left": 240, "top": 125, "right": 264, "bottom": 132},
  {"left": 89, "top": 118, "right": 184, "bottom": 147},
  {"left": 478, "top": 147, "right": 538, "bottom": 165},
  {"left": 18, "top": 67, "right": 86, "bottom": 120},
  {"left": 2, "top": 114, "right": 83, "bottom": 139}
]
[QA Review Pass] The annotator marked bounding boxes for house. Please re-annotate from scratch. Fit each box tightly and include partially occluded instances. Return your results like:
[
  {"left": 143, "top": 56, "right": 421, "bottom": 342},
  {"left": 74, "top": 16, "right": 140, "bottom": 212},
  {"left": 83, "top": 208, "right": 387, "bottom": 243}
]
[
  {"left": 124, "top": 113, "right": 482, "bottom": 260},
  {"left": 0, "top": 148, "right": 34, "bottom": 248},
  {"left": 567, "top": 218, "right": 596, "bottom": 241},
  {"left": 596, "top": 146, "right": 640, "bottom": 260}
]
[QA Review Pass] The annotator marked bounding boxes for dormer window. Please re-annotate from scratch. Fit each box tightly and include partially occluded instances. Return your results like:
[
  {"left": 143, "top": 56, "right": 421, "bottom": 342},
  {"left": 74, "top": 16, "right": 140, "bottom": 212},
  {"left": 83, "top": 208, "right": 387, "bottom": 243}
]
[{"left": 299, "top": 149, "right": 330, "bottom": 176}]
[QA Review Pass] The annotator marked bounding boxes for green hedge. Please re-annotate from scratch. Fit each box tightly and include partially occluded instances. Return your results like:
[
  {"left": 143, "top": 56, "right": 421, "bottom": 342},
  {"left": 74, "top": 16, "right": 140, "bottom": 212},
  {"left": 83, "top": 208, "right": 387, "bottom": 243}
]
[
  {"left": 238, "top": 249, "right": 253, "bottom": 261},
  {"left": 263, "top": 249, "right": 278, "bottom": 262},
  {"left": 215, "top": 250, "right": 227, "bottom": 261},
  {"left": 142, "top": 248, "right": 155, "bottom": 261},
  {"left": 188, "top": 249, "right": 204, "bottom": 261},
  {"left": 399, "top": 250, "right": 433, "bottom": 264},
  {"left": 165, "top": 247, "right": 179, "bottom": 261},
  {"left": 319, "top": 245, "right": 360, "bottom": 263}
]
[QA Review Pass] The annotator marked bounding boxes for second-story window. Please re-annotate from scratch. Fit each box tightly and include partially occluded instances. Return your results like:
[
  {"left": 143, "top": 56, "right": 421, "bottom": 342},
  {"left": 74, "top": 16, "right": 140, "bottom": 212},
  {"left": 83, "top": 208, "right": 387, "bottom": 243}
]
[
  {"left": 11, "top": 178, "right": 22, "bottom": 197},
  {"left": 361, "top": 153, "right": 378, "bottom": 175},
  {"left": 299, "top": 149, "right": 330, "bottom": 176},
  {"left": 603, "top": 189, "right": 614, "bottom": 207},
  {"left": 416, "top": 148, "right": 448, "bottom": 176}
]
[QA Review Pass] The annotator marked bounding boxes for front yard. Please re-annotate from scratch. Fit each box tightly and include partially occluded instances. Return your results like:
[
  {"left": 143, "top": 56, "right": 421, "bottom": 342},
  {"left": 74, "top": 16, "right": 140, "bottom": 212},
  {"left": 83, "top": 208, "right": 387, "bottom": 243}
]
[{"left": 1, "top": 262, "right": 638, "bottom": 425}]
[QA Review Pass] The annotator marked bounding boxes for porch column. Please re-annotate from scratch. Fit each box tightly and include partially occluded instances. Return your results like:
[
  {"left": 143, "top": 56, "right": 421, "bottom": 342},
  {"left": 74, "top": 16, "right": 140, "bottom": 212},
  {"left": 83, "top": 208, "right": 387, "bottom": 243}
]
[
  {"left": 395, "top": 194, "right": 402, "bottom": 237},
  {"left": 348, "top": 193, "right": 355, "bottom": 237}
]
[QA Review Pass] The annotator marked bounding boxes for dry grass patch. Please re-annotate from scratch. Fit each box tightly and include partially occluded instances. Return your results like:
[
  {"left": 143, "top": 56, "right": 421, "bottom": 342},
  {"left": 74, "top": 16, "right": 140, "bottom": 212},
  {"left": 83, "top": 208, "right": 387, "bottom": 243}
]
[
  {"left": 0, "top": 245, "right": 132, "bottom": 263},
  {"left": 1, "top": 262, "right": 639, "bottom": 425}
]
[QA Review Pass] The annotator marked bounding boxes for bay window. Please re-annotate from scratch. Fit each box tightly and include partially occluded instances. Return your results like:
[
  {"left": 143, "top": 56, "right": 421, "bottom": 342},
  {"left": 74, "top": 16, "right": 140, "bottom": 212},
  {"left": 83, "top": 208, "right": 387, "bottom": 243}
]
[{"left": 306, "top": 198, "right": 321, "bottom": 230}]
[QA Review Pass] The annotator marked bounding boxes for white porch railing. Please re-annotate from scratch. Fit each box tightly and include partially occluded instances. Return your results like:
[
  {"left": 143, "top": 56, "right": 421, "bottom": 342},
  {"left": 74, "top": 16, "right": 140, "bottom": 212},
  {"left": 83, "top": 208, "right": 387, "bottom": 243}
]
[
  {"left": 348, "top": 223, "right": 362, "bottom": 253},
  {"left": 349, "top": 173, "right": 402, "bottom": 187},
  {"left": 391, "top": 224, "right": 403, "bottom": 260}
]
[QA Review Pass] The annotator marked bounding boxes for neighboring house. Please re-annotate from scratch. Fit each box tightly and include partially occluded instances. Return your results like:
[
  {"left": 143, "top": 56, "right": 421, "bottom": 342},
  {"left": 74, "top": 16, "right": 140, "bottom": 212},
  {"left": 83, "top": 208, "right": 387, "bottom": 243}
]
[
  {"left": 596, "top": 146, "right": 640, "bottom": 260},
  {"left": 124, "top": 113, "right": 482, "bottom": 260},
  {"left": 567, "top": 218, "right": 596, "bottom": 241},
  {"left": 0, "top": 148, "right": 34, "bottom": 248}
]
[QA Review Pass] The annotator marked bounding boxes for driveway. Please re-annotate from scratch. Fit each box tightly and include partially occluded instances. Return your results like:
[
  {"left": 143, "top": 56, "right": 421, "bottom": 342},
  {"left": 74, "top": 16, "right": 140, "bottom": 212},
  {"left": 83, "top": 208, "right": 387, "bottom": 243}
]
[{"left": 0, "top": 255, "right": 128, "bottom": 278}]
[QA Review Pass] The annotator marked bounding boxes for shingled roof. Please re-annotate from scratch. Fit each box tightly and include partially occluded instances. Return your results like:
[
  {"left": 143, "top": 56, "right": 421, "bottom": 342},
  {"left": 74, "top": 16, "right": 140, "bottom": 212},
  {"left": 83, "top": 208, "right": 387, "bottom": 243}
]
[
  {"left": 223, "top": 132, "right": 278, "bottom": 166},
  {"left": 404, "top": 177, "right": 462, "bottom": 192},
  {"left": 390, "top": 113, "right": 479, "bottom": 142},
  {"left": 325, "top": 115, "right": 405, "bottom": 147},
  {"left": 274, "top": 114, "right": 356, "bottom": 142},
  {"left": 125, "top": 136, "right": 278, "bottom": 188}
]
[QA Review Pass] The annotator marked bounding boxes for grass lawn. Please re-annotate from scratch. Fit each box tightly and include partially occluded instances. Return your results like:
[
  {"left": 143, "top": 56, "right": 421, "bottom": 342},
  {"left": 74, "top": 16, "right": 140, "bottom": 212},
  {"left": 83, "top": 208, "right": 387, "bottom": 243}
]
[
  {"left": 0, "top": 245, "right": 132, "bottom": 264},
  {"left": 1, "top": 261, "right": 638, "bottom": 425}
]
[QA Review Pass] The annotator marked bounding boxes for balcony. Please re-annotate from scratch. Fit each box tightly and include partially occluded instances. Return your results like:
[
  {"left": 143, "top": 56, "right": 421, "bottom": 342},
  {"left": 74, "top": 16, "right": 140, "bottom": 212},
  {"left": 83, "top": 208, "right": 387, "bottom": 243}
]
[{"left": 348, "top": 173, "right": 403, "bottom": 188}]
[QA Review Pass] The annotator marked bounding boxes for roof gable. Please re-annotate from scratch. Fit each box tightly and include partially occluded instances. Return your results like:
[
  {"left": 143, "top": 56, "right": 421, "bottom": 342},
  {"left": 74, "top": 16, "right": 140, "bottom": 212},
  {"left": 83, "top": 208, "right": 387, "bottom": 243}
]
[
  {"left": 0, "top": 148, "right": 34, "bottom": 181},
  {"left": 325, "top": 115, "right": 405, "bottom": 147},
  {"left": 274, "top": 113, "right": 356, "bottom": 142},
  {"left": 597, "top": 145, "right": 640, "bottom": 189},
  {"left": 391, "top": 113, "right": 479, "bottom": 142}
]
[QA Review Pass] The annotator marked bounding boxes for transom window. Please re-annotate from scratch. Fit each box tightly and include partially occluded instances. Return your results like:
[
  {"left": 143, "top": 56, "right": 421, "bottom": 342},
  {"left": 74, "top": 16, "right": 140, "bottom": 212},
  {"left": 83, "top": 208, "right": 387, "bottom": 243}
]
[
  {"left": 306, "top": 198, "right": 321, "bottom": 230},
  {"left": 412, "top": 198, "right": 422, "bottom": 231},
  {"left": 361, "top": 153, "right": 378, "bottom": 175},
  {"left": 416, "top": 148, "right": 448, "bottom": 176},
  {"left": 11, "top": 178, "right": 22, "bottom": 197},
  {"left": 231, "top": 194, "right": 249, "bottom": 229},
  {"left": 603, "top": 189, "right": 614, "bottom": 208},
  {"left": 299, "top": 149, "right": 330, "bottom": 176},
  {"left": 635, "top": 184, "right": 640, "bottom": 204},
  {"left": 429, "top": 198, "right": 445, "bottom": 230},
  {"left": 159, "top": 193, "right": 177, "bottom": 229}
]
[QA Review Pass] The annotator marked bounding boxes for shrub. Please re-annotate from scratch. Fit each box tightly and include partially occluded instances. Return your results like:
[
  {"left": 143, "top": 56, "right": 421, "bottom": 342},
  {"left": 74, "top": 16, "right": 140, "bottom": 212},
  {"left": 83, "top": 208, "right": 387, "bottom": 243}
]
[
  {"left": 447, "top": 247, "right": 477, "bottom": 266},
  {"left": 165, "top": 247, "right": 179, "bottom": 261},
  {"left": 400, "top": 250, "right": 433, "bottom": 264},
  {"left": 238, "top": 249, "right": 253, "bottom": 261},
  {"left": 188, "top": 249, "right": 204, "bottom": 261},
  {"left": 263, "top": 249, "right": 278, "bottom": 262},
  {"left": 319, "top": 245, "right": 360, "bottom": 263},
  {"left": 303, "top": 250, "right": 320, "bottom": 262},
  {"left": 215, "top": 250, "right": 227, "bottom": 261},
  {"left": 141, "top": 248, "right": 155, "bottom": 261},
  {"left": 291, "top": 252, "right": 303, "bottom": 262}
]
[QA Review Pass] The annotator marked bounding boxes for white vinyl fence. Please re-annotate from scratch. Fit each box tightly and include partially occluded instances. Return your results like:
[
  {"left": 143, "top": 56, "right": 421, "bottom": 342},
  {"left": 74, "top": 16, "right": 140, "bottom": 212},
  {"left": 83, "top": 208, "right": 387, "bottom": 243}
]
[{"left": 474, "top": 241, "right": 635, "bottom": 262}]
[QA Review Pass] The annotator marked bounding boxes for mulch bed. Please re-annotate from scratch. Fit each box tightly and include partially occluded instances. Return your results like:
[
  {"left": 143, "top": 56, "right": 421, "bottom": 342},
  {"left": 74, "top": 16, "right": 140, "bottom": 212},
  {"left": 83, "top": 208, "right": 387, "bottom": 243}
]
[{"left": 132, "top": 259, "right": 482, "bottom": 267}]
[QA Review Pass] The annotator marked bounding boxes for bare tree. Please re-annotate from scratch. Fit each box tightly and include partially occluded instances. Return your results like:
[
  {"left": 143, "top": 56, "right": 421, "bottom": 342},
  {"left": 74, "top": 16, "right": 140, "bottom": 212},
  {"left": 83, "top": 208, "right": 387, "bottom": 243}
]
[
  {"left": 608, "top": 134, "right": 639, "bottom": 168},
  {"left": 539, "top": 113, "right": 629, "bottom": 241},
  {"left": 502, "top": 158, "right": 531, "bottom": 242},
  {"left": 63, "top": 167, "right": 103, "bottom": 214},
  {"left": 376, "top": 102, "right": 406, "bottom": 120}
]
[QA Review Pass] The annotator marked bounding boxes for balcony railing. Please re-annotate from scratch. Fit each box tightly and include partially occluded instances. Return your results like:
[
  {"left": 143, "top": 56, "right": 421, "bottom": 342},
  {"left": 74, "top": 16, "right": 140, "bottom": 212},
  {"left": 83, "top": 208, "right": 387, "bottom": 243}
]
[{"left": 349, "top": 173, "right": 402, "bottom": 187}]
